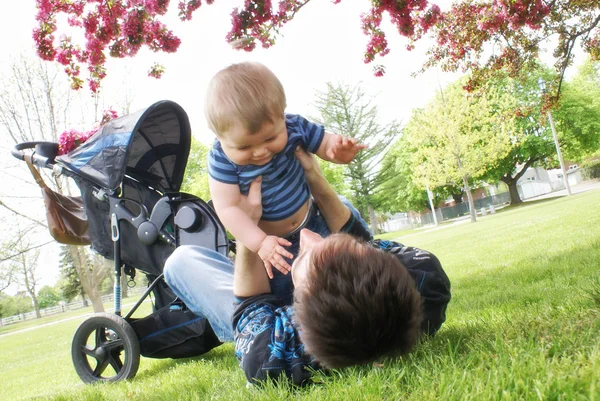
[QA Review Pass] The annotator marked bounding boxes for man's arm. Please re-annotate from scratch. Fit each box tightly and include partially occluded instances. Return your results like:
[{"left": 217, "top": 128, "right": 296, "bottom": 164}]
[
  {"left": 231, "top": 177, "right": 271, "bottom": 297},
  {"left": 233, "top": 242, "right": 271, "bottom": 298},
  {"left": 295, "top": 147, "right": 351, "bottom": 232}
]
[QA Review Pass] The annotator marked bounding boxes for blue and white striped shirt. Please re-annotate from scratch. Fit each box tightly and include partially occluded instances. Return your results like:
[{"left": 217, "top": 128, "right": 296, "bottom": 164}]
[{"left": 207, "top": 114, "right": 324, "bottom": 221}]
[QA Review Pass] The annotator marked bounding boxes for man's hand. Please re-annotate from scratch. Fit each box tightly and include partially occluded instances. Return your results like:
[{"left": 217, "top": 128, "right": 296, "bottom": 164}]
[
  {"left": 238, "top": 176, "right": 263, "bottom": 224},
  {"left": 295, "top": 146, "right": 325, "bottom": 185},
  {"left": 326, "top": 135, "right": 368, "bottom": 164},
  {"left": 258, "top": 235, "right": 293, "bottom": 278},
  {"left": 295, "top": 147, "right": 351, "bottom": 233},
  {"left": 232, "top": 175, "right": 272, "bottom": 297}
]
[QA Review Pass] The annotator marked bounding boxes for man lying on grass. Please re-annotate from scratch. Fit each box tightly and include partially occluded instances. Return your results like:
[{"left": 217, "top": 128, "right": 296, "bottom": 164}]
[{"left": 164, "top": 148, "right": 451, "bottom": 385}]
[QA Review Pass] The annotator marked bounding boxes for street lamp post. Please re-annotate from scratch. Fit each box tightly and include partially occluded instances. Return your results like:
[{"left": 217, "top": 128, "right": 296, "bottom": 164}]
[
  {"left": 537, "top": 78, "right": 572, "bottom": 196},
  {"left": 426, "top": 185, "right": 439, "bottom": 226}
]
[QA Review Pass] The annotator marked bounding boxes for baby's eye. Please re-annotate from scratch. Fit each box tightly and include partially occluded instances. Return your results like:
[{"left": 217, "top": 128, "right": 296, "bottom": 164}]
[
  {"left": 237, "top": 146, "right": 250, "bottom": 150},
  {"left": 265, "top": 137, "right": 276, "bottom": 142}
]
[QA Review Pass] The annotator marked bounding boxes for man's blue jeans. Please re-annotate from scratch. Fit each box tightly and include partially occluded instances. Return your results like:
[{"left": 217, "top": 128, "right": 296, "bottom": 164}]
[{"left": 163, "top": 197, "right": 369, "bottom": 342}]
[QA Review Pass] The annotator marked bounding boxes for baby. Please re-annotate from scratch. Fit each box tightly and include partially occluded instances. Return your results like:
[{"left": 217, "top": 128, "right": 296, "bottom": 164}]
[{"left": 206, "top": 62, "right": 366, "bottom": 279}]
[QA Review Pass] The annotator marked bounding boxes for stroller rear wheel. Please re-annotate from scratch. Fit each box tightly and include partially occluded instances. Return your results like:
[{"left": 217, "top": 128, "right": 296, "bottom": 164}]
[{"left": 71, "top": 313, "right": 140, "bottom": 383}]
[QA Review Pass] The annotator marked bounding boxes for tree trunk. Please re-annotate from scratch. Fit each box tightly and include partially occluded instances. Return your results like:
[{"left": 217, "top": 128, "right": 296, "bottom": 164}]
[
  {"left": 68, "top": 245, "right": 107, "bottom": 313},
  {"left": 368, "top": 204, "right": 378, "bottom": 235},
  {"left": 462, "top": 174, "right": 477, "bottom": 223},
  {"left": 121, "top": 272, "right": 129, "bottom": 299},
  {"left": 88, "top": 287, "right": 104, "bottom": 312},
  {"left": 32, "top": 298, "right": 41, "bottom": 319},
  {"left": 452, "top": 192, "right": 463, "bottom": 204},
  {"left": 504, "top": 178, "right": 523, "bottom": 205},
  {"left": 501, "top": 158, "right": 539, "bottom": 205},
  {"left": 80, "top": 291, "right": 88, "bottom": 307},
  {"left": 21, "top": 253, "right": 42, "bottom": 319}
]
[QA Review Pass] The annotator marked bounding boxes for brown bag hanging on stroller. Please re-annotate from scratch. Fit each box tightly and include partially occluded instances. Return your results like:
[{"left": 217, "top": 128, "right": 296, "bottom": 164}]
[{"left": 24, "top": 155, "right": 91, "bottom": 245}]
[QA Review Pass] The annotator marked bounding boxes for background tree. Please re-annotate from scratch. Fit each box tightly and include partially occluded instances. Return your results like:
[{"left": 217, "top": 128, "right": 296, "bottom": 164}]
[
  {"left": 0, "top": 56, "right": 72, "bottom": 143},
  {"left": 552, "top": 59, "right": 600, "bottom": 162},
  {"left": 375, "top": 134, "right": 473, "bottom": 216},
  {"left": 0, "top": 292, "right": 33, "bottom": 320},
  {"left": 4, "top": 224, "right": 43, "bottom": 318},
  {"left": 479, "top": 61, "right": 600, "bottom": 205},
  {"left": 374, "top": 136, "right": 430, "bottom": 214},
  {"left": 68, "top": 247, "right": 110, "bottom": 312},
  {"left": 313, "top": 83, "right": 400, "bottom": 233},
  {"left": 0, "top": 55, "right": 110, "bottom": 312},
  {"left": 0, "top": 218, "right": 49, "bottom": 308},
  {"left": 0, "top": 241, "right": 17, "bottom": 293},
  {"left": 0, "top": 292, "right": 9, "bottom": 319},
  {"left": 34, "top": 1, "right": 599, "bottom": 96},
  {"left": 405, "top": 79, "right": 515, "bottom": 222},
  {"left": 0, "top": 267, "right": 14, "bottom": 293},
  {"left": 37, "top": 285, "right": 61, "bottom": 309},
  {"left": 476, "top": 70, "right": 556, "bottom": 205},
  {"left": 58, "top": 245, "right": 86, "bottom": 305},
  {"left": 418, "top": 1, "right": 600, "bottom": 100},
  {"left": 16, "top": 250, "right": 41, "bottom": 318},
  {"left": 317, "top": 161, "right": 352, "bottom": 199},
  {"left": 181, "top": 138, "right": 211, "bottom": 201}
]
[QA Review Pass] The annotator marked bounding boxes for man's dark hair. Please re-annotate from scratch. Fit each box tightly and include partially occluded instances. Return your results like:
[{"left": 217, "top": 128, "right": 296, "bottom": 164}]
[{"left": 293, "top": 234, "right": 423, "bottom": 368}]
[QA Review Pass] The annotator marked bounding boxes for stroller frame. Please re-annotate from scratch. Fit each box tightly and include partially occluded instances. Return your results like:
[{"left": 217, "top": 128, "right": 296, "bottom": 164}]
[{"left": 12, "top": 101, "right": 229, "bottom": 383}]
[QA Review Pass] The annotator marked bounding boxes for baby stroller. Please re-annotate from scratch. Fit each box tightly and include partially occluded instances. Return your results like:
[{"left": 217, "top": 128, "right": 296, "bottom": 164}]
[{"left": 11, "top": 101, "right": 229, "bottom": 383}]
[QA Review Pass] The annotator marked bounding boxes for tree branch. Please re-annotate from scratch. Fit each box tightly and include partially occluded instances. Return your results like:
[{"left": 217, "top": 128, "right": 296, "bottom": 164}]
[{"left": 0, "top": 199, "right": 47, "bottom": 228}]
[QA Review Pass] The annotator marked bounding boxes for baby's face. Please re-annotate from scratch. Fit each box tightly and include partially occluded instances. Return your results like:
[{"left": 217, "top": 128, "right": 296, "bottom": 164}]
[{"left": 220, "top": 116, "right": 287, "bottom": 166}]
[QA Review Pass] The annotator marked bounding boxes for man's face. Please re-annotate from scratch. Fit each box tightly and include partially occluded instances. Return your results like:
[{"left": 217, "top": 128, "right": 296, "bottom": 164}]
[{"left": 291, "top": 228, "right": 326, "bottom": 289}]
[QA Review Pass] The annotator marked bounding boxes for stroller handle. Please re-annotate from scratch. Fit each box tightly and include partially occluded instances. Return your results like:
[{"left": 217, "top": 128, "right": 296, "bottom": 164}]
[{"left": 11, "top": 141, "right": 59, "bottom": 168}]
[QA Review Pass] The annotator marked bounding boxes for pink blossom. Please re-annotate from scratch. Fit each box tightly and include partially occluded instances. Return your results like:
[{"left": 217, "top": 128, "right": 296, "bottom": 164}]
[
  {"left": 148, "top": 63, "right": 165, "bottom": 78},
  {"left": 58, "top": 109, "right": 119, "bottom": 154}
]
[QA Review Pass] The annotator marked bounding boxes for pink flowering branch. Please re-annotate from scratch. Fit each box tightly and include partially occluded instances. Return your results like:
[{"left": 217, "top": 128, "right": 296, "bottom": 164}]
[
  {"left": 34, "top": 0, "right": 440, "bottom": 88},
  {"left": 226, "top": 0, "right": 441, "bottom": 77},
  {"left": 424, "top": 0, "right": 600, "bottom": 98},
  {"left": 34, "top": 0, "right": 189, "bottom": 92},
  {"left": 58, "top": 108, "right": 118, "bottom": 154},
  {"left": 33, "top": 0, "right": 600, "bottom": 96}
]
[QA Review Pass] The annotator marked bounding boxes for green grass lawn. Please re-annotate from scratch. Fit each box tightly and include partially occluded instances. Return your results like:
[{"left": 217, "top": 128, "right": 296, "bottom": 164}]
[{"left": 2, "top": 190, "right": 599, "bottom": 400}]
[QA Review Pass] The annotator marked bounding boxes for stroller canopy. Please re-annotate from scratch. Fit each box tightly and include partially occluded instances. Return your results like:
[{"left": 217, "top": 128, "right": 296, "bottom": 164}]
[{"left": 57, "top": 101, "right": 191, "bottom": 192}]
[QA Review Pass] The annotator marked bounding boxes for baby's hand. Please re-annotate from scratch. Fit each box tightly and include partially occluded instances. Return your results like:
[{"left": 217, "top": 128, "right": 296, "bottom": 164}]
[
  {"left": 257, "top": 235, "right": 293, "bottom": 278},
  {"left": 327, "top": 135, "right": 368, "bottom": 164}
]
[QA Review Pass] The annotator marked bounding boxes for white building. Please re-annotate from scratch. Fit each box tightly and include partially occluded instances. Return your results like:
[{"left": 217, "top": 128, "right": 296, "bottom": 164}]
[{"left": 517, "top": 165, "right": 583, "bottom": 200}]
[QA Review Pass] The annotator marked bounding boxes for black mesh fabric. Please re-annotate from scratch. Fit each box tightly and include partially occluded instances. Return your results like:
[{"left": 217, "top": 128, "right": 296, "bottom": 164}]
[
  {"left": 76, "top": 178, "right": 173, "bottom": 277},
  {"left": 129, "top": 302, "right": 221, "bottom": 359}
]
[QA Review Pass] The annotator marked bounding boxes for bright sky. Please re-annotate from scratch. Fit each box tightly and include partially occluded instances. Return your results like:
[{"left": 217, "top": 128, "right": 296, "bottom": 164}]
[
  {"left": 0, "top": 1, "right": 580, "bottom": 291},
  {"left": 0, "top": 1, "right": 463, "bottom": 142}
]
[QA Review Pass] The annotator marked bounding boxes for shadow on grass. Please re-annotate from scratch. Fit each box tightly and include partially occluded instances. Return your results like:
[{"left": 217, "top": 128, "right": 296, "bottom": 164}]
[
  {"left": 133, "top": 343, "right": 238, "bottom": 381},
  {"left": 510, "top": 196, "right": 565, "bottom": 208}
]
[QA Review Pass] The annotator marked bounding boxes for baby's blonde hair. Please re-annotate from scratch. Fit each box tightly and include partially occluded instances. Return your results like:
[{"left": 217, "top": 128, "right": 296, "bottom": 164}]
[{"left": 205, "top": 62, "right": 287, "bottom": 136}]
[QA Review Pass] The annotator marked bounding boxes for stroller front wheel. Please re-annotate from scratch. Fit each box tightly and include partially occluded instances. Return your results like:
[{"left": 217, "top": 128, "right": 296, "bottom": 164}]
[{"left": 71, "top": 313, "right": 140, "bottom": 383}]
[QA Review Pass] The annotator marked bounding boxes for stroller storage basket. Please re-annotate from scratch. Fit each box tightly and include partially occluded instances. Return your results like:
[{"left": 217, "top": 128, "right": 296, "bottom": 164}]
[{"left": 129, "top": 303, "right": 221, "bottom": 359}]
